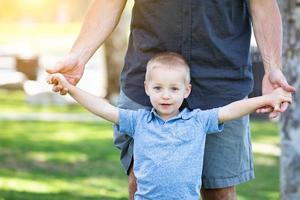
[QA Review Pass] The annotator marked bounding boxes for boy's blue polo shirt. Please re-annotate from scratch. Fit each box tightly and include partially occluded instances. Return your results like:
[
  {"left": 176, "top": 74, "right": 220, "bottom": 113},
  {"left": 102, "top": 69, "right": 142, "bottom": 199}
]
[{"left": 116, "top": 107, "right": 224, "bottom": 200}]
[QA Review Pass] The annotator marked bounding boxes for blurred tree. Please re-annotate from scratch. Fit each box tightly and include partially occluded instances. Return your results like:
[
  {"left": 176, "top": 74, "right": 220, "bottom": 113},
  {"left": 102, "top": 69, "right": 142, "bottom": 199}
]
[
  {"left": 278, "top": 1, "right": 300, "bottom": 199},
  {"left": 104, "top": 1, "right": 133, "bottom": 104},
  {"left": 0, "top": 0, "right": 91, "bottom": 23}
]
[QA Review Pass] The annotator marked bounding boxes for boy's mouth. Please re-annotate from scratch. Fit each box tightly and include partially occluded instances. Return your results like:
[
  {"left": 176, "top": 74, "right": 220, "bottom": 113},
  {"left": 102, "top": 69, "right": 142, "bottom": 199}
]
[{"left": 160, "top": 103, "right": 171, "bottom": 106}]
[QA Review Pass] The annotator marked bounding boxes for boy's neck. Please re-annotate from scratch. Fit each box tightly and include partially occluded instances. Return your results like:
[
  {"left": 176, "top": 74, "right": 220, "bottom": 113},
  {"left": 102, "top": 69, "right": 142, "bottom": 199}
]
[{"left": 154, "top": 109, "right": 180, "bottom": 121}]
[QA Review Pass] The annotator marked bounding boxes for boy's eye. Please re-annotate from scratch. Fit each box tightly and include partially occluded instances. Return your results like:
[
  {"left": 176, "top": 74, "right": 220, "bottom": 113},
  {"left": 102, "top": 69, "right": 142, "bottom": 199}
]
[
  {"left": 171, "top": 87, "right": 179, "bottom": 91},
  {"left": 153, "top": 86, "right": 161, "bottom": 90}
]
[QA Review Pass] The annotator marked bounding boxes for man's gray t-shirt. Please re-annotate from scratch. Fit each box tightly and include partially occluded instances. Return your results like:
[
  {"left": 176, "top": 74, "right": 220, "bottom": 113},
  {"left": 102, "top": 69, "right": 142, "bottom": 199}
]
[
  {"left": 121, "top": 0, "right": 253, "bottom": 109},
  {"left": 116, "top": 108, "right": 224, "bottom": 200}
]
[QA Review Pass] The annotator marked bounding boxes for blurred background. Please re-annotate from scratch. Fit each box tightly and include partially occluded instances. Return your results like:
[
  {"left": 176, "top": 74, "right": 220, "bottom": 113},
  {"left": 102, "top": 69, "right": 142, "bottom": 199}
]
[{"left": 0, "top": 1, "right": 298, "bottom": 200}]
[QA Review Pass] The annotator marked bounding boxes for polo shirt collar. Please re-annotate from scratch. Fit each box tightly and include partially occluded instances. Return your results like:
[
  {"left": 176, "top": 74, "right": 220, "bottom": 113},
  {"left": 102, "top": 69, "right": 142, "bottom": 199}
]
[{"left": 146, "top": 107, "right": 193, "bottom": 122}]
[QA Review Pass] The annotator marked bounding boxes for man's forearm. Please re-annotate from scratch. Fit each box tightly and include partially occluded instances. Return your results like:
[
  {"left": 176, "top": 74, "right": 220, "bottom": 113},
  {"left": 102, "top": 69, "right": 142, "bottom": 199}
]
[
  {"left": 250, "top": 0, "right": 282, "bottom": 73},
  {"left": 71, "top": 0, "right": 127, "bottom": 65}
]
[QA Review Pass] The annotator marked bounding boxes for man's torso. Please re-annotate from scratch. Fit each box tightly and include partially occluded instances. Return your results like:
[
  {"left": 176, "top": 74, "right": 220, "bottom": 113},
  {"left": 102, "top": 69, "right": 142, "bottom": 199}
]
[{"left": 121, "top": 0, "right": 253, "bottom": 109}]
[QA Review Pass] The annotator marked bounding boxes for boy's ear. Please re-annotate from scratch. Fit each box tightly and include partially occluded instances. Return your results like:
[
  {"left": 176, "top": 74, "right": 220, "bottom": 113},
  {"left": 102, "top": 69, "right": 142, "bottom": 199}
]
[
  {"left": 184, "top": 84, "right": 192, "bottom": 98},
  {"left": 144, "top": 81, "right": 150, "bottom": 96}
]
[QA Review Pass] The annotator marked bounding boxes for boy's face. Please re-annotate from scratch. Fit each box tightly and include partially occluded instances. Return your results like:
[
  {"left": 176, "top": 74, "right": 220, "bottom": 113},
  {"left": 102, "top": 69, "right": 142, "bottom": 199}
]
[{"left": 144, "top": 66, "right": 191, "bottom": 120}]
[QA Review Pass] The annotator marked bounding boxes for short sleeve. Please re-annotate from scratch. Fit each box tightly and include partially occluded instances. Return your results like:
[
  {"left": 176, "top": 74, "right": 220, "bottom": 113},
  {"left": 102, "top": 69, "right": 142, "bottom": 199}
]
[
  {"left": 115, "top": 109, "right": 138, "bottom": 137},
  {"left": 197, "top": 108, "right": 224, "bottom": 134}
]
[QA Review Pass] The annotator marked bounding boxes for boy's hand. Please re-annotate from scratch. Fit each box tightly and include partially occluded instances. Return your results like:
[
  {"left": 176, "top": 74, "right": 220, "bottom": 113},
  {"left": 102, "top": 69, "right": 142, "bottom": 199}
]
[
  {"left": 47, "top": 73, "right": 71, "bottom": 95},
  {"left": 268, "top": 87, "right": 293, "bottom": 114}
]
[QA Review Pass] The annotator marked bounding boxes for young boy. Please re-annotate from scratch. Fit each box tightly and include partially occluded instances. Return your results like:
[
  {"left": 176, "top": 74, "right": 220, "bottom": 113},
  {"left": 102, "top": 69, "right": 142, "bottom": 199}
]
[{"left": 47, "top": 52, "right": 292, "bottom": 200}]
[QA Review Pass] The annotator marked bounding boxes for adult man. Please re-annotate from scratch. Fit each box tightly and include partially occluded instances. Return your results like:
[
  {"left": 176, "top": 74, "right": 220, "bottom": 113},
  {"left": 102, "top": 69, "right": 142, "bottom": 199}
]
[{"left": 47, "top": 0, "right": 295, "bottom": 199}]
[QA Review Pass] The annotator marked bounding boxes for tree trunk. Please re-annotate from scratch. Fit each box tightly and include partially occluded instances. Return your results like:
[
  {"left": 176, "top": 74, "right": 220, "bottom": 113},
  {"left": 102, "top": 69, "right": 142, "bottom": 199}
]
[
  {"left": 278, "top": 1, "right": 300, "bottom": 199},
  {"left": 104, "top": 2, "right": 132, "bottom": 104}
]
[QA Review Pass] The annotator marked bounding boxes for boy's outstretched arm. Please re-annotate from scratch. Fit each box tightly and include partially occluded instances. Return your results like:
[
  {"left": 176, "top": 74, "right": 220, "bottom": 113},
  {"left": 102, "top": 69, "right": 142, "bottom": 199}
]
[
  {"left": 48, "top": 73, "right": 119, "bottom": 124},
  {"left": 218, "top": 88, "right": 292, "bottom": 123}
]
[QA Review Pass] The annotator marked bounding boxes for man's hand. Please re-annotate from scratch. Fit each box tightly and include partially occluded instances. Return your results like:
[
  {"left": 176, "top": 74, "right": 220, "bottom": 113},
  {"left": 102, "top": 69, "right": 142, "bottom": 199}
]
[
  {"left": 46, "top": 52, "right": 85, "bottom": 95},
  {"left": 256, "top": 69, "right": 296, "bottom": 118}
]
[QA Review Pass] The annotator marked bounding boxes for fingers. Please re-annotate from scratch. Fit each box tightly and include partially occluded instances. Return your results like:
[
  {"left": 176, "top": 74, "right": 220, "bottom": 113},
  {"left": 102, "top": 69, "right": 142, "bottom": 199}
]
[
  {"left": 275, "top": 72, "right": 296, "bottom": 92},
  {"left": 281, "top": 82, "right": 296, "bottom": 93},
  {"left": 47, "top": 75, "right": 56, "bottom": 85},
  {"left": 279, "top": 102, "right": 289, "bottom": 112},
  {"left": 46, "top": 65, "right": 65, "bottom": 74},
  {"left": 52, "top": 85, "right": 60, "bottom": 92},
  {"left": 47, "top": 73, "right": 61, "bottom": 85},
  {"left": 46, "top": 59, "right": 71, "bottom": 74},
  {"left": 48, "top": 72, "right": 80, "bottom": 86},
  {"left": 269, "top": 111, "right": 280, "bottom": 119},
  {"left": 258, "top": 103, "right": 287, "bottom": 119},
  {"left": 51, "top": 84, "right": 68, "bottom": 96},
  {"left": 46, "top": 68, "right": 57, "bottom": 74},
  {"left": 256, "top": 106, "right": 273, "bottom": 114},
  {"left": 269, "top": 100, "right": 292, "bottom": 119},
  {"left": 60, "top": 87, "right": 69, "bottom": 95},
  {"left": 268, "top": 69, "right": 296, "bottom": 93},
  {"left": 47, "top": 74, "right": 69, "bottom": 95},
  {"left": 273, "top": 104, "right": 280, "bottom": 112},
  {"left": 280, "top": 92, "right": 293, "bottom": 106}
]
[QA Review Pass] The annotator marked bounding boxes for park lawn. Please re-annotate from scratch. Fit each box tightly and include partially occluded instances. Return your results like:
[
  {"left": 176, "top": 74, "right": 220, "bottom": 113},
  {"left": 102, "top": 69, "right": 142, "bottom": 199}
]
[
  {"left": 237, "top": 121, "right": 281, "bottom": 200},
  {"left": 0, "top": 121, "right": 127, "bottom": 200},
  {"left": 0, "top": 90, "right": 87, "bottom": 113},
  {"left": 0, "top": 119, "right": 280, "bottom": 200}
]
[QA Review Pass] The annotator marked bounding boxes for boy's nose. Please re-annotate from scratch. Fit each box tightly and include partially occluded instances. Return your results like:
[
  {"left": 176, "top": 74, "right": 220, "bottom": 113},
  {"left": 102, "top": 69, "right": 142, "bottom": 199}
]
[{"left": 162, "top": 91, "right": 170, "bottom": 99}]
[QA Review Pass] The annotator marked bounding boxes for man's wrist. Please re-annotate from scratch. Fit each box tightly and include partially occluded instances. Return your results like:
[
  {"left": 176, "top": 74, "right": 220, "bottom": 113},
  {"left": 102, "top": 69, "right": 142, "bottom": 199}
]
[
  {"left": 264, "top": 66, "right": 282, "bottom": 74},
  {"left": 69, "top": 48, "right": 91, "bottom": 67}
]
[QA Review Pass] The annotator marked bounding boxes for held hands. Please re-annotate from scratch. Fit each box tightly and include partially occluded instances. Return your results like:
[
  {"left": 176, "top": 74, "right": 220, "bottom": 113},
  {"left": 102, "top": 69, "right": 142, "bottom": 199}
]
[
  {"left": 256, "top": 69, "right": 296, "bottom": 118},
  {"left": 47, "top": 73, "right": 72, "bottom": 95},
  {"left": 46, "top": 52, "right": 85, "bottom": 95},
  {"left": 266, "top": 87, "right": 293, "bottom": 115}
]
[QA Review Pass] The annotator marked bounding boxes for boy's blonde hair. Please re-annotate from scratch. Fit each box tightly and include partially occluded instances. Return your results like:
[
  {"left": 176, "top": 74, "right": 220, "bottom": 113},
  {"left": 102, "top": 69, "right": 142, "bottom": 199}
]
[{"left": 145, "top": 52, "right": 191, "bottom": 83}]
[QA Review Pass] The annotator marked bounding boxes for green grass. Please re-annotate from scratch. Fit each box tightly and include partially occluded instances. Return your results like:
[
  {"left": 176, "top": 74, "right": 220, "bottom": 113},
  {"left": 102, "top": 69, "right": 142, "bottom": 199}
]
[
  {"left": 0, "top": 120, "right": 281, "bottom": 200},
  {"left": 0, "top": 90, "right": 87, "bottom": 113},
  {"left": 0, "top": 121, "right": 128, "bottom": 200},
  {"left": 237, "top": 121, "right": 280, "bottom": 200}
]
